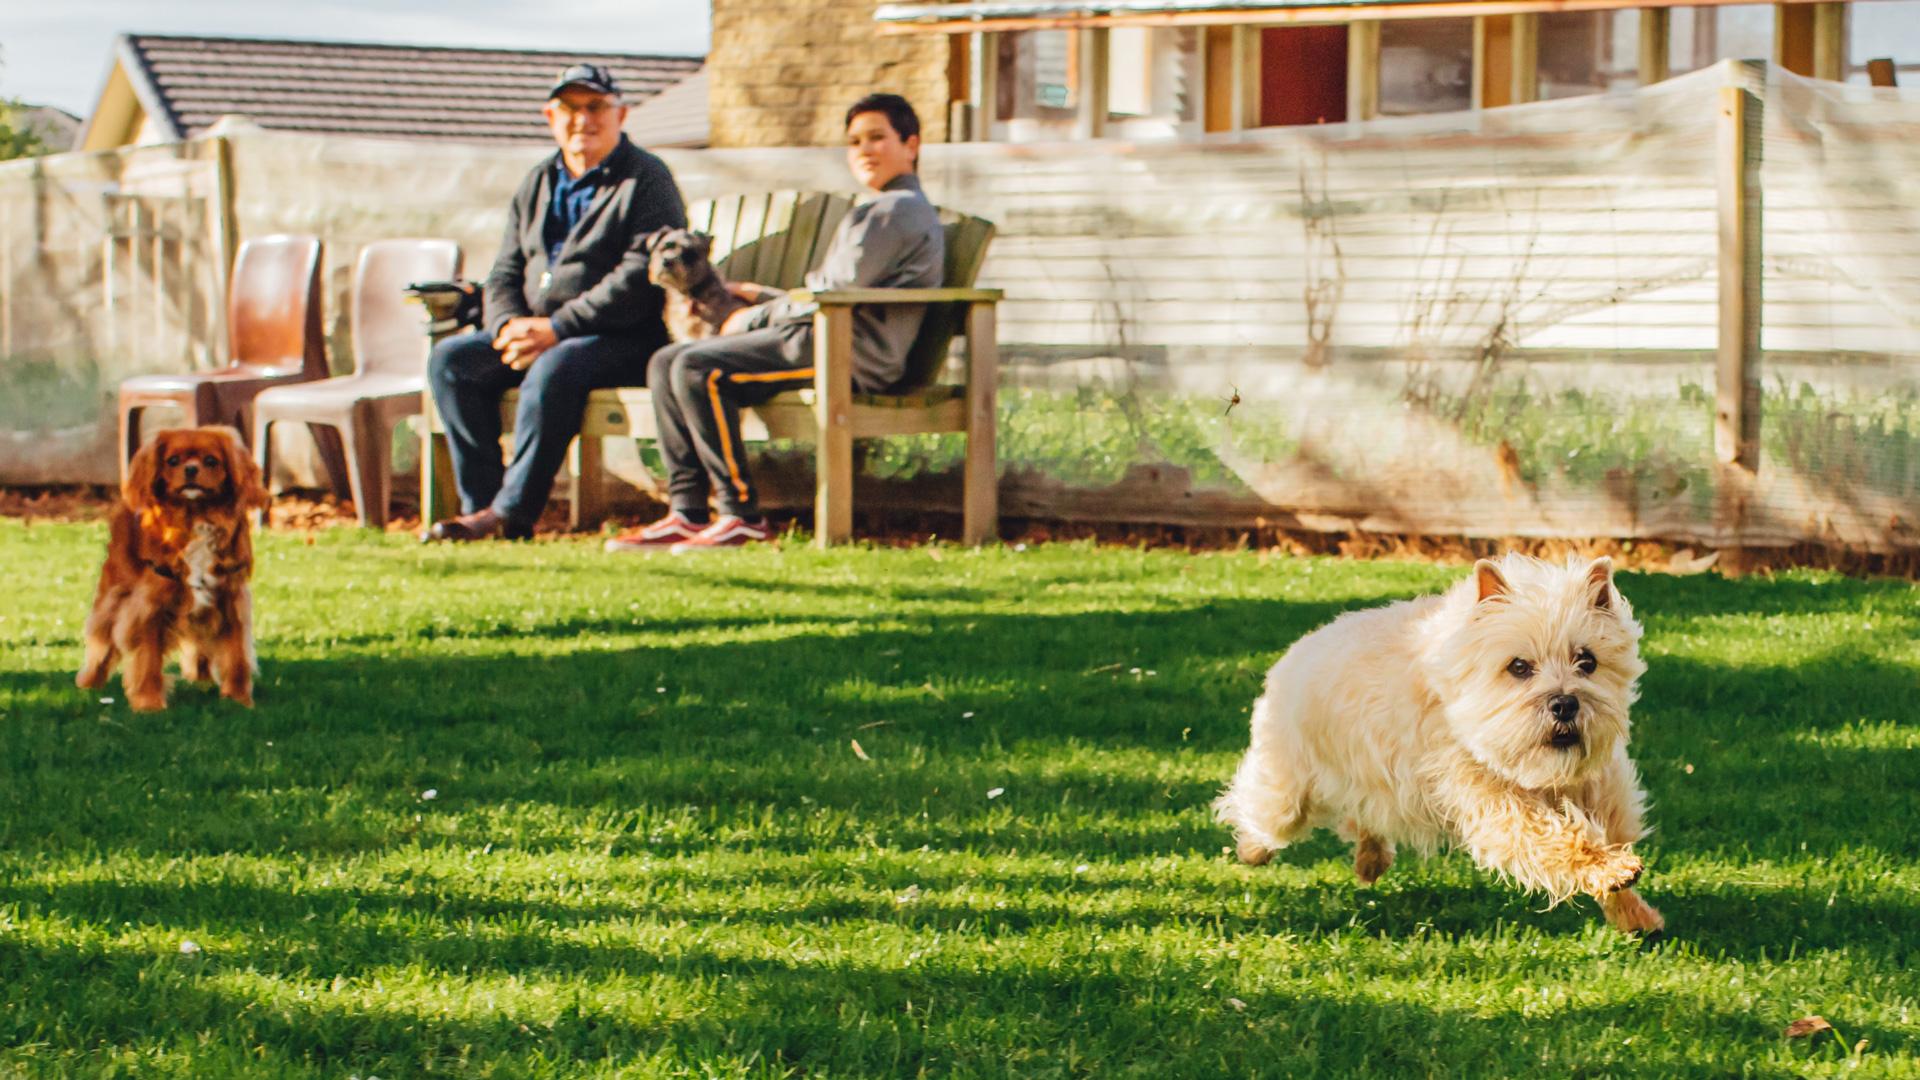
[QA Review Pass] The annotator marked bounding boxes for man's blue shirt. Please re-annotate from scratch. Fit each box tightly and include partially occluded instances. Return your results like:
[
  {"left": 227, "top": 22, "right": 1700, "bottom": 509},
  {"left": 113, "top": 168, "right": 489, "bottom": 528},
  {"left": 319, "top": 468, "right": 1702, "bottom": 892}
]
[{"left": 543, "top": 158, "right": 611, "bottom": 267}]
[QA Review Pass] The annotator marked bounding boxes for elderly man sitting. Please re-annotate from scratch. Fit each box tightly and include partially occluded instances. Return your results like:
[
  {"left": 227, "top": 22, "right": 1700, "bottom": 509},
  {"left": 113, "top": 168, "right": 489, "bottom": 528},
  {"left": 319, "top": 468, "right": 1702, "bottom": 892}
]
[{"left": 424, "top": 63, "right": 686, "bottom": 541}]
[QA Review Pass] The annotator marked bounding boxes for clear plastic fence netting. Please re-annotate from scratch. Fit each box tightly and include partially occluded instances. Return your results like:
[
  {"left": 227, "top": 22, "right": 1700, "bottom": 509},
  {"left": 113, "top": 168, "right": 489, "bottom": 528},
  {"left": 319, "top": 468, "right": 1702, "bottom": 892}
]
[
  {"left": 901, "top": 60, "right": 1918, "bottom": 549},
  {"left": 1755, "top": 71, "right": 1920, "bottom": 548},
  {"left": 0, "top": 142, "right": 223, "bottom": 483},
  {"left": 3, "top": 61, "right": 1915, "bottom": 549}
]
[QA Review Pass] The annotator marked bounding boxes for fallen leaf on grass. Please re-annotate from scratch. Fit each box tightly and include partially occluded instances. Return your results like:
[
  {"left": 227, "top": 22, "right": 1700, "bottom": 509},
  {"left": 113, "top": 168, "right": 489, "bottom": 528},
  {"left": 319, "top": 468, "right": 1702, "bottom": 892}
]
[
  {"left": 1667, "top": 548, "right": 1721, "bottom": 575},
  {"left": 179, "top": 940, "right": 202, "bottom": 955},
  {"left": 895, "top": 885, "right": 922, "bottom": 904},
  {"left": 1785, "top": 1016, "right": 1833, "bottom": 1039},
  {"left": 851, "top": 739, "right": 871, "bottom": 761},
  {"left": 1226, "top": 997, "right": 1248, "bottom": 1012},
  {"left": 986, "top": 787, "right": 1005, "bottom": 799}
]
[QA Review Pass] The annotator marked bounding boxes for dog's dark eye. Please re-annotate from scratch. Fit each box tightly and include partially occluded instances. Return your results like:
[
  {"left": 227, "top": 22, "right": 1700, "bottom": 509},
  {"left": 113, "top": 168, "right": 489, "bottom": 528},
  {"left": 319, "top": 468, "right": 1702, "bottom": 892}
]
[
  {"left": 1506, "top": 657, "right": 1534, "bottom": 679},
  {"left": 1575, "top": 648, "right": 1597, "bottom": 675},
  {"left": 202, "top": 455, "right": 220, "bottom": 468},
  {"left": 165, "top": 454, "right": 181, "bottom": 467}
]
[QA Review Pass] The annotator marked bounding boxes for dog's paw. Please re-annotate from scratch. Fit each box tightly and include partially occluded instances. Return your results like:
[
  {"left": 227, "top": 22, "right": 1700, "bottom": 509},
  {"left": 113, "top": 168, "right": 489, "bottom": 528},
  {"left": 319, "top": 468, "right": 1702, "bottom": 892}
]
[
  {"left": 128, "top": 691, "right": 167, "bottom": 713},
  {"left": 1602, "top": 888, "right": 1665, "bottom": 935},
  {"left": 1353, "top": 836, "right": 1394, "bottom": 885},
  {"left": 1579, "top": 848, "right": 1643, "bottom": 896},
  {"left": 1236, "top": 838, "right": 1273, "bottom": 866},
  {"left": 75, "top": 668, "right": 103, "bottom": 689}
]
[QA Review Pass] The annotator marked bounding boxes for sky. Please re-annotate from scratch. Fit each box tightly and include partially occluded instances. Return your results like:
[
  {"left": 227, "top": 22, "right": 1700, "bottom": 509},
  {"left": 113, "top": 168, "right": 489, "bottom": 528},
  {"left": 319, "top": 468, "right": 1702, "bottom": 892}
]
[{"left": 3, "top": 0, "right": 713, "bottom": 116}]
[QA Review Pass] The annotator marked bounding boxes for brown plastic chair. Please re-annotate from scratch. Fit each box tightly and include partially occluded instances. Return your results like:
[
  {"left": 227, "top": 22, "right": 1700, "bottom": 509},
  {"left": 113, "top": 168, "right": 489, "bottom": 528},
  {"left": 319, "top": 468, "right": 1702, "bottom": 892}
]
[
  {"left": 118, "top": 235, "right": 328, "bottom": 484},
  {"left": 253, "top": 239, "right": 463, "bottom": 528}
]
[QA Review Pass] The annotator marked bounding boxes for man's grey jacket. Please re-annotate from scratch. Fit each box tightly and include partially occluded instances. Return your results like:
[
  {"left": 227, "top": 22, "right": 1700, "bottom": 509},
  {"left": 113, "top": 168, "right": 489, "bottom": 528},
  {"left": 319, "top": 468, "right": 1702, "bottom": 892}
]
[{"left": 483, "top": 135, "right": 687, "bottom": 342}]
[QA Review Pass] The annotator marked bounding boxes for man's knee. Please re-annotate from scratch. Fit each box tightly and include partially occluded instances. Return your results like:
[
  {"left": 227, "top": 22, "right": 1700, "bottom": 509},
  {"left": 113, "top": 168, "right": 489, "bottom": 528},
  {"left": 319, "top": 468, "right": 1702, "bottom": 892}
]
[
  {"left": 426, "top": 338, "right": 460, "bottom": 387},
  {"left": 670, "top": 352, "right": 725, "bottom": 413},
  {"left": 428, "top": 332, "right": 491, "bottom": 387}
]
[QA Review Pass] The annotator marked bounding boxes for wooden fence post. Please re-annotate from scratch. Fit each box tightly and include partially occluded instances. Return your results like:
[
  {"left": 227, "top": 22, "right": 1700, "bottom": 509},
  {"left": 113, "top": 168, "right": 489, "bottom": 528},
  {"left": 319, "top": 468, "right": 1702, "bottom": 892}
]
[
  {"left": 1714, "top": 81, "right": 1763, "bottom": 572},
  {"left": 211, "top": 135, "right": 238, "bottom": 368}
]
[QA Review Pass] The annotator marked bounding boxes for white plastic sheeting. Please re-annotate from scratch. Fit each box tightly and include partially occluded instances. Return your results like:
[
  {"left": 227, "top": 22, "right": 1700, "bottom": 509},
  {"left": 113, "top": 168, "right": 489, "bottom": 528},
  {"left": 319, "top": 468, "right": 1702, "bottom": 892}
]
[{"left": 2, "top": 62, "right": 1915, "bottom": 547}]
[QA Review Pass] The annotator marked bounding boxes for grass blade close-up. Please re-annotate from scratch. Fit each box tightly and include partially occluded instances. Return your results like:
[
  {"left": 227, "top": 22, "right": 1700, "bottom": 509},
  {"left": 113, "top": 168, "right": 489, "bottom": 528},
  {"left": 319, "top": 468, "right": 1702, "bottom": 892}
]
[{"left": 1, "top": 520, "right": 1917, "bottom": 1077}]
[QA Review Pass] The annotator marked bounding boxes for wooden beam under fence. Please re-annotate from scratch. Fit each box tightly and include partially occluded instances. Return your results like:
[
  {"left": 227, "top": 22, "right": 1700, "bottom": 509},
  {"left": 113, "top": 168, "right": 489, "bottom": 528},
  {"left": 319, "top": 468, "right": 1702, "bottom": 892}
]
[
  {"left": 1638, "top": 7, "right": 1671, "bottom": 84},
  {"left": 1347, "top": 20, "right": 1381, "bottom": 121},
  {"left": 1077, "top": 27, "right": 1111, "bottom": 138}
]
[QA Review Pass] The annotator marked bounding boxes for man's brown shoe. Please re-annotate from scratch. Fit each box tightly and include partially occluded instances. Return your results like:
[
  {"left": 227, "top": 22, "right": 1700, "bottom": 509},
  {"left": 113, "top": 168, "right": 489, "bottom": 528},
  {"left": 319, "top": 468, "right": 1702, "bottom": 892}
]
[{"left": 422, "top": 509, "right": 530, "bottom": 542}]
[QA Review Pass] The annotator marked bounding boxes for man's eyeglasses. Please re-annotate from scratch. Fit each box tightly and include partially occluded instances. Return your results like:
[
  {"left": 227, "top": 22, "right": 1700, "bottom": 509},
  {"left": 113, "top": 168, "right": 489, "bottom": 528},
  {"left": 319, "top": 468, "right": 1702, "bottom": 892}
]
[{"left": 552, "top": 99, "right": 619, "bottom": 119}]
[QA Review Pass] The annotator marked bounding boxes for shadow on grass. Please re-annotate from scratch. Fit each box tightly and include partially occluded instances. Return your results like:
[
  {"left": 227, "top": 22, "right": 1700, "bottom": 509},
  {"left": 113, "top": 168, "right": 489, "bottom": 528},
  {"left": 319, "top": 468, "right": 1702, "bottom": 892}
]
[
  {"left": 3, "top": 574, "right": 1916, "bottom": 922},
  {"left": 5, "top": 827, "right": 1917, "bottom": 975},
  {"left": 0, "top": 919, "right": 1852, "bottom": 1078},
  {"left": 1624, "top": 566, "right": 1920, "bottom": 621}
]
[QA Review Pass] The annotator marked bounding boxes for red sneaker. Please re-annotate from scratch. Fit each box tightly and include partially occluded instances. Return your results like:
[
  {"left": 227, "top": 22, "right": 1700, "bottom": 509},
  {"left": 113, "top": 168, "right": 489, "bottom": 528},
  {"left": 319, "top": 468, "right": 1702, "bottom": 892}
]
[
  {"left": 604, "top": 511, "right": 708, "bottom": 552},
  {"left": 669, "top": 515, "right": 772, "bottom": 553}
]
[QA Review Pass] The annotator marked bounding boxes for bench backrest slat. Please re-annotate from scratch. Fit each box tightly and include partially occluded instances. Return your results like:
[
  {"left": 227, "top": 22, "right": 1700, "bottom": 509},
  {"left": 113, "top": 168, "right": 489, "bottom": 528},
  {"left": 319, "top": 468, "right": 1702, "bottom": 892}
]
[{"left": 897, "top": 210, "right": 997, "bottom": 392}]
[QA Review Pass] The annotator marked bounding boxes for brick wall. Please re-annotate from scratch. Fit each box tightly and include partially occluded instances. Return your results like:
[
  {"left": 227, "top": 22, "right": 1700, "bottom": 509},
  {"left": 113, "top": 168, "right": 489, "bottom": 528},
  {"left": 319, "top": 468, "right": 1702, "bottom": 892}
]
[{"left": 709, "top": 0, "right": 954, "bottom": 148}]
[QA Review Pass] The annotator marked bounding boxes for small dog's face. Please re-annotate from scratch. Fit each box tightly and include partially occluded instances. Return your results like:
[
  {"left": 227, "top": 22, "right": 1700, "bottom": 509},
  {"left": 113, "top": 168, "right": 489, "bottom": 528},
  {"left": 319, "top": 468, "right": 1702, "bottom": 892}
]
[
  {"left": 126, "top": 427, "right": 267, "bottom": 513},
  {"left": 646, "top": 228, "right": 715, "bottom": 292},
  {"left": 1429, "top": 555, "right": 1646, "bottom": 789}
]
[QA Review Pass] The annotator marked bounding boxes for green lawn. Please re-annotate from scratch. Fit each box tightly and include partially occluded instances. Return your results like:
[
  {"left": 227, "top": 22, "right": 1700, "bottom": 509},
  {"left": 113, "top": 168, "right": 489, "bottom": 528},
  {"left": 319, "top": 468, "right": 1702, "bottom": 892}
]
[{"left": 1, "top": 521, "right": 1917, "bottom": 1078}]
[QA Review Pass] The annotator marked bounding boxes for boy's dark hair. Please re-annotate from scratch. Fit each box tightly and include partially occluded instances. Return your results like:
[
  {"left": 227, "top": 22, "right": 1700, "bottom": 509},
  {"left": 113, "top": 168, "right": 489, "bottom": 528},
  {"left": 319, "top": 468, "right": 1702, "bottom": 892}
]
[{"left": 845, "top": 93, "right": 921, "bottom": 150}]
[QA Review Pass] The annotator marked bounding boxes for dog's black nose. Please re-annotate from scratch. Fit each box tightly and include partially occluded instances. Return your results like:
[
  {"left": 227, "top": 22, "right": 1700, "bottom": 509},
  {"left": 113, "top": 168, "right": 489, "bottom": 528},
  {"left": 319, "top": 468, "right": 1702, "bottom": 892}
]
[
  {"left": 1548, "top": 694, "right": 1580, "bottom": 723},
  {"left": 183, "top": 463, "right": 199, "bottom": 479}
]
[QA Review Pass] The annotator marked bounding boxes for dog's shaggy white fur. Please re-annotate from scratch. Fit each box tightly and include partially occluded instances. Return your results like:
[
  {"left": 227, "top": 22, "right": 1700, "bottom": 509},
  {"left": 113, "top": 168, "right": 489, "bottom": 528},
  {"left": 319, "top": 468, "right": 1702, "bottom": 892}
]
[{"left": 1214, "top": 553, "right": 1663, "bottom": 933}]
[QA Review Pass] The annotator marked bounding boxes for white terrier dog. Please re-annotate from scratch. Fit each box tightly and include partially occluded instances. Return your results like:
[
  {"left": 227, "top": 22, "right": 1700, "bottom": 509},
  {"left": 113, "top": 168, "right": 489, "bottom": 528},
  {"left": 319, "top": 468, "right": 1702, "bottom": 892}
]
[{"left": 1214, "top": 553, "right": 1663, "bottom": 933}]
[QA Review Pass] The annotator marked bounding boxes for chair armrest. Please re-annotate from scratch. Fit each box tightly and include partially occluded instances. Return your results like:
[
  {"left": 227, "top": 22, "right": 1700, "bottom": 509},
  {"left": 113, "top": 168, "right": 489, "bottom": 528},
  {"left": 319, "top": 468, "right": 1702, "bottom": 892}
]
[{"left": 787, "top": 287, "right": 1003, "bottom": 305}]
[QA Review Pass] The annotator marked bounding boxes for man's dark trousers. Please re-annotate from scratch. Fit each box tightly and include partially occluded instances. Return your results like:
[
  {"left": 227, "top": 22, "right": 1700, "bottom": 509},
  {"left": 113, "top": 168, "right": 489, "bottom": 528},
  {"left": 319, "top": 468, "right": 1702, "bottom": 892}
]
[{"left": 429, "top": 328, "right": 667, "bottom": 528}]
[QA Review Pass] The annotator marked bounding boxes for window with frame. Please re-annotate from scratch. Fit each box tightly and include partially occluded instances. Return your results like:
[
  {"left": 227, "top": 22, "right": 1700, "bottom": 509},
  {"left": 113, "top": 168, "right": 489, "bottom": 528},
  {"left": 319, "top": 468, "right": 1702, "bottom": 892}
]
[{"left": 1378, "top": 18, "right": 1475, "bottom": 116}]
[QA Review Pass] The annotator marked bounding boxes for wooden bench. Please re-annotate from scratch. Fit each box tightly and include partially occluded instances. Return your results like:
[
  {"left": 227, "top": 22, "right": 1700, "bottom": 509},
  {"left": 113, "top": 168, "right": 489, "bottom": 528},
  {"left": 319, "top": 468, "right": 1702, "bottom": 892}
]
[{"left": 422, "top": 191, "right": 1001, "bottom": 547}]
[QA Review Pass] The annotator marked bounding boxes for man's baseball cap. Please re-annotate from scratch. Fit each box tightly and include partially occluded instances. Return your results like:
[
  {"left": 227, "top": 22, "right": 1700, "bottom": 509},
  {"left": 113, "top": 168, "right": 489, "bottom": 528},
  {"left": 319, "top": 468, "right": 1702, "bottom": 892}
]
[{"left": 549, "top": 63, "right": 621, "bottom": 100}]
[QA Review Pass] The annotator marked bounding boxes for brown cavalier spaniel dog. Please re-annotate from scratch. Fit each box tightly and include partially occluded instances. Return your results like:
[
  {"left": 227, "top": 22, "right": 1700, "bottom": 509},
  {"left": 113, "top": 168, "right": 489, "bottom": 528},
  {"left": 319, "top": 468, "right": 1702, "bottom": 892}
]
[{"left": 77, "top": 426, "right": 269, "bottom": 711}]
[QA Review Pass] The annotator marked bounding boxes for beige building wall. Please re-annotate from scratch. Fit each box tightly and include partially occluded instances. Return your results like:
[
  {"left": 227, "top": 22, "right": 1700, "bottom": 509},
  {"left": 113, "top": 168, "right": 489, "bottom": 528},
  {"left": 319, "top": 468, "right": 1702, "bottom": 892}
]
[{"left": 709, "top": 0, "right": 955, "bottom": 148}]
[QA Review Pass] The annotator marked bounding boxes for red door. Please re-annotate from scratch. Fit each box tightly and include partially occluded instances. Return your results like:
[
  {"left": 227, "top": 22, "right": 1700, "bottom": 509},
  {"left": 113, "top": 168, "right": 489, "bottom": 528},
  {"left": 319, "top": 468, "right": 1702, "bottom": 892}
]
[{"left": 1261, "top": 25, "right": 1349, "bottom": 126}]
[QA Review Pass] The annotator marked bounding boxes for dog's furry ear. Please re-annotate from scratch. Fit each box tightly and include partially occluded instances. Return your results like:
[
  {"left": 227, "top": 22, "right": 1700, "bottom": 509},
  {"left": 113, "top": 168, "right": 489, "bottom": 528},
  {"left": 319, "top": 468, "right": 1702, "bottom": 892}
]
[
  {"left": 689, "top": 230, "right": 713, "bottom": 255},
  {"left": 644, "top": 226, "right": 676, "bottom": 252},
  {"left": 124, "top": 435, "right": 165, "bottom": 512},
  {"left": 209, "top": 426, "right": 269, "bottom": 511},
  {"left": 1474, "top": 559, "right": 1510, "bottom": 603},
  {"left": 1585, "top": 557, "right": 1615, "bottom": 611}
]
